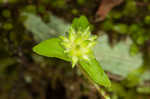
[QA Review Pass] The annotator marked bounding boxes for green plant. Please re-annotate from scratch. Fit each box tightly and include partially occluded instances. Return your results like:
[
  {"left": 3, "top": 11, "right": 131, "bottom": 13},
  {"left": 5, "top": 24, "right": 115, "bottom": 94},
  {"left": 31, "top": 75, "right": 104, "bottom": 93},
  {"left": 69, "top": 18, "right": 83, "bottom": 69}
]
[{"left": 33, "top": 16, "right": 111, "bottom": 98}]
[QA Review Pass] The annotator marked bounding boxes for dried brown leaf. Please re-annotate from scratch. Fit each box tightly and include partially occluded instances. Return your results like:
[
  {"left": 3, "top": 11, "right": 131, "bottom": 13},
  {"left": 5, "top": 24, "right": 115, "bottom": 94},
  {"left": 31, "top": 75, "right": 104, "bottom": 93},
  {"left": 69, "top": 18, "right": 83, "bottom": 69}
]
[{"left": 96, "top": 0, "right": 123, "bottom": 21}]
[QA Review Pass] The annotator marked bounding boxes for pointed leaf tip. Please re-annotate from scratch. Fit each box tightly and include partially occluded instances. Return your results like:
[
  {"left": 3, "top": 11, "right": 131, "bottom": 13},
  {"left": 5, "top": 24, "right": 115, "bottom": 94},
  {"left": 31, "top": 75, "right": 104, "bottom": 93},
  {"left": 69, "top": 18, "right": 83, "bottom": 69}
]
[{"left": 79, "top": 58, "right": 111, "bottom": 87}]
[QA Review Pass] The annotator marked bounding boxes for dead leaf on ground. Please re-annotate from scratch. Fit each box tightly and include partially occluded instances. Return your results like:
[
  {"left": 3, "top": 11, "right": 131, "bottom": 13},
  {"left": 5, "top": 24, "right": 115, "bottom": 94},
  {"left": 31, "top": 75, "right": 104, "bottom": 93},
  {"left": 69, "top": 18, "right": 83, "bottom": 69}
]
[{"left": 96, "top": 0, "right": 124, "bottom": 21}]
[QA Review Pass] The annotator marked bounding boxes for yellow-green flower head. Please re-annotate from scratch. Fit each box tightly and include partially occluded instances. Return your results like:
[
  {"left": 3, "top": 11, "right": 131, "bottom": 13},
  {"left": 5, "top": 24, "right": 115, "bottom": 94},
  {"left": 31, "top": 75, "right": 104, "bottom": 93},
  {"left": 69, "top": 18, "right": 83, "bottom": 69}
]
[{"left": 60, "top": 26, "right": 97, "bottom": 68}]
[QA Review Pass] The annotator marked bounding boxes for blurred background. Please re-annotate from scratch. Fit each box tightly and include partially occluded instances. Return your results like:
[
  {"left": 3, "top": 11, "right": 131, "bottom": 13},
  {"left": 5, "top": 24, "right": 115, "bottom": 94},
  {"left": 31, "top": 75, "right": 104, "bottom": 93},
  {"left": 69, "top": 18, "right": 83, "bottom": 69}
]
[{"left": 0, "top": 0, "right": 150, "bottom": 99}]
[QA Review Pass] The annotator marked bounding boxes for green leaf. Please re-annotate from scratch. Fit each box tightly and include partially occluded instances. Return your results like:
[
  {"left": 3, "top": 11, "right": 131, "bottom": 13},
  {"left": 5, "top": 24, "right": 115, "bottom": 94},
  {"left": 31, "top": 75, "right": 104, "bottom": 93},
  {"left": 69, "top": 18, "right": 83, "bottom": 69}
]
[
  {"left": 94, "top": 34, "right": 143, "bottom": 78},
  {"left": 137, "top": 86, "right": 150, "bottom": 94},
  {"left": 33, "top": 38, "right": 70, "bottom": 61},
  {"left": 23, "top": 13, "right": 56, "bottom": 41},
  {"left": 94, "top": 34, "right": 150, "bottom": 84},
  {"left": 23, "top": 12, "right": 69, "bottom": 41},
  {"left": 79, "top": 58, "right": 111, "bottom": 87},
  {"left": 124, "top": 66, "right": 147, "bottom": 87},
  {"left": 0, "top": 58, "right": 16, "bottom": 76},
  {"left": 109, "top": 82, "right": 126, "bottom": 97},
  {"left": 113, "top": 24, "right": 128, "bottom": 34},
  {"left": 72, "top": 16, "right": 89, "bottom": 32}
]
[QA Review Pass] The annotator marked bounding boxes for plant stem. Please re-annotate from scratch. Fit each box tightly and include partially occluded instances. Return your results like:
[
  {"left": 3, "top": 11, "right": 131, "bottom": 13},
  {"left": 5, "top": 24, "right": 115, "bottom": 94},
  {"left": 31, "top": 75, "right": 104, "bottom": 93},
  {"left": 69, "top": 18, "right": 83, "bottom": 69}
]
[
  {"left": 94, "top": 84, "right": 110, "bottom": 99},
  {"left": 77, "top": 64, "right": 110, "bottom": 99}
]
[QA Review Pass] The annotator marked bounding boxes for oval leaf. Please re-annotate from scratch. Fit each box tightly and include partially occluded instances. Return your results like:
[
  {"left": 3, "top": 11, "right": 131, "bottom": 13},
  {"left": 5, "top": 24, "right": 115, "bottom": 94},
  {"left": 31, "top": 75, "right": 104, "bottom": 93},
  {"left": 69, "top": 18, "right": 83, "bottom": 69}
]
[
  {"left": 79, "top": 58, "right": 111, "bottom": 87},
  {"left": 33, "top": 38, "right": 70, "bottom": 61},
  {"left": 72, "top": 16, "right": 89, "bottom": 32}
]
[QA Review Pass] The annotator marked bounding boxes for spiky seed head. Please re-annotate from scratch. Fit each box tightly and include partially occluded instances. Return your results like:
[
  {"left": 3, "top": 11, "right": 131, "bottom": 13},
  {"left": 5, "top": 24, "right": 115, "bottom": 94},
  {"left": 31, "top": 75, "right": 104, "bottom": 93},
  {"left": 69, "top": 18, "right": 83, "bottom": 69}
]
[{"left": 60, "top": 26, "right": 97, "bottom": 68}]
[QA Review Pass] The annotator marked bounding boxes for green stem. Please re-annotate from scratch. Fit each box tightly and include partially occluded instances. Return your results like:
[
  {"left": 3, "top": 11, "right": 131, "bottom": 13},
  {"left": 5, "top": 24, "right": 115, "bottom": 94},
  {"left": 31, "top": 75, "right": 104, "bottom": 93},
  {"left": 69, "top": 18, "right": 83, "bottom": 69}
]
[
  {"left": 94, "top": 84, "right": 110, "bottom": 99},
  {"left": 77, "top": 64, "right": 110, "bottom": 99}
]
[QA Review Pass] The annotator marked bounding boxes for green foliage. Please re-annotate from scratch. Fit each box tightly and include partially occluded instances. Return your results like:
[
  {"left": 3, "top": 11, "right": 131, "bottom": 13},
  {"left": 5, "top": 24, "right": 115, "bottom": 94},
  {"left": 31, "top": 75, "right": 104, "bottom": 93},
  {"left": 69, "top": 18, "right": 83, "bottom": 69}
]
[
  {"left": 101, "top": 0, "right": 150, "bottom": 49},
  {"left": 130, "top": 44, "right": 139, "bottom": 56},
  {"left": 77, "top": 0, "right": 87, "bottom": 5},
  {"left": 50, "top": 0, "right": 66, "bottom": 8},
  {"left": 33, "top": 38, "right": 70, "bottom": 61},
  {"left": 102, "top": 20, "right": 114, "bottom": 31},
  {"left": 60, "top": 16, "right": 97, "bottom": 67},
  {"left": 109, "top": 11, "right": 122, "bottom": 19},
  {"left": 0, "top": 0, "right": 150, "bottom": 98},
  {"left": 113, "top": 24, "right": 128, "bottom": 34},
  {"left": 24, "top": 5, "right": 37, "bottom": 13},
  {"left": 2, "top": 10, "right": 11, "bottom": 18},
  {"left": 109, "top": 82, "right": 126, "bottom": 97},
  {"left": 123, "top": 1, "right": 137, "bottom": 16},
  {"left": 128, "top": 24, "right": 140, "bottom": 33},
  {"left": 23, "top": 13, "right": 69, "bottom": 41},
  {"left": 79, "top": 58, "right": 111, "bottom": 87},
  {"left": 71, "top": 9, "right": 79, "bottom": 15},
  {"left": 72, "top": 16, "right": 90, "bottom": 32},
  {"left": 3, "top": 22, "right": 13, "bottom": 30},
  {"left": 144, "top": 16, "right": 150, "bottom": 24},
  {"left": 33, "top": 16, "right": 111, "bottom": 88},
  {"left": 137, "top": 86, "right": 150, "bottom": 94},
  {"left": 94, "top": 35, "right": 143, "bottom": 78},
  {"left": 0, "top": 58, "right": 16, "bottom": 76}
]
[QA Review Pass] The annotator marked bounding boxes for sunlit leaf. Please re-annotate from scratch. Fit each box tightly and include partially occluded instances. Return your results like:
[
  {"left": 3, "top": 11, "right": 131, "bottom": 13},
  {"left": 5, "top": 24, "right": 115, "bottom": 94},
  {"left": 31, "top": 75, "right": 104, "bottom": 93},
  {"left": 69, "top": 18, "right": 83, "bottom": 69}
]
[
  {"left": 79, "top": 58, "right": 111, "bottom": 87},
  {"left": 33, "top": 38, "right": 70, "bottom": 61},
  {"left": 72, "top": 16, "right": 89, "bottom": 32}
]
